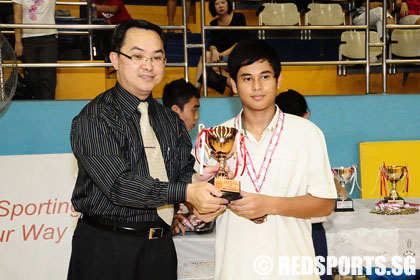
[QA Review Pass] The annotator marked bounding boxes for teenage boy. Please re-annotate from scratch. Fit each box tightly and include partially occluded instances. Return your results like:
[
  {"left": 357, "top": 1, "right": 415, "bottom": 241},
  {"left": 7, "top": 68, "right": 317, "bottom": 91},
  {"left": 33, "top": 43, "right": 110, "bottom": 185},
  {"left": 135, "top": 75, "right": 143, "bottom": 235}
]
[
  {"left": 162, "top": 78, "right": 200, "bottom": 132},
  {"left": 209, "top": 39, "right": 337, "bottom": 279}
]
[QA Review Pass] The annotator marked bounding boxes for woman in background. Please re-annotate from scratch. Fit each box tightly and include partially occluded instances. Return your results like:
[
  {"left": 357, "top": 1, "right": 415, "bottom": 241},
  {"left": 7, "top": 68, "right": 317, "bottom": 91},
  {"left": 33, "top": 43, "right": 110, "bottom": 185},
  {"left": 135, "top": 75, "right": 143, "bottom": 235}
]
[{"left": 195, "top": 0, "right": 249, "bottom": 94}]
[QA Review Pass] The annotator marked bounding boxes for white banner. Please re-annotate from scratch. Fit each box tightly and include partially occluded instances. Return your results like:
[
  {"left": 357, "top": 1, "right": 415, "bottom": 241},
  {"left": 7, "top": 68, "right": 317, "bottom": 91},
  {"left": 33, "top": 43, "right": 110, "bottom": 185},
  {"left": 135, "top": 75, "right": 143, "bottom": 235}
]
[{"left": 0, "top": 153, "right": 79, "bottom": 280}]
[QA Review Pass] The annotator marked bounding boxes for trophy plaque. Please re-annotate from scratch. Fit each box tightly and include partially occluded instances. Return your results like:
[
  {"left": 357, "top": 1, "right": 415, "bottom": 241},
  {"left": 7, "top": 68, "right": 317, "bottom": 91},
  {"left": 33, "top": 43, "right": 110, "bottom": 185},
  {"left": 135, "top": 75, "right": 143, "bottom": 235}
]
[
  {"left": 196, "top": 125, "right": 245, "bottom": 202},
  {"left": 383, "top": 165, "right": 407, "bottom": 206},
  {"left": 332, "top": 167, "right": 355, "bottom": 212}
]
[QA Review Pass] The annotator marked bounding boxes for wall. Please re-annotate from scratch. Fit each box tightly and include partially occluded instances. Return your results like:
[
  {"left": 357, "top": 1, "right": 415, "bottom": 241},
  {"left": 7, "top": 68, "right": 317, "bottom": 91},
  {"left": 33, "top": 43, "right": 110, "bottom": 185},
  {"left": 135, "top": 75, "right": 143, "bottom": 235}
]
[{"left": 1, "top": 94, "right": 420, "bottom": 197}]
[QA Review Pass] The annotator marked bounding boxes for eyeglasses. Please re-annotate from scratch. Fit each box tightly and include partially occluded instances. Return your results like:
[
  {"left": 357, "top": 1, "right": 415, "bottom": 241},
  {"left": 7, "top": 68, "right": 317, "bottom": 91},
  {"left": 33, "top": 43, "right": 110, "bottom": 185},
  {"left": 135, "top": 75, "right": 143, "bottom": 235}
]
[{"left": 115, "top": 51, "right": 167, "bottom": 65}]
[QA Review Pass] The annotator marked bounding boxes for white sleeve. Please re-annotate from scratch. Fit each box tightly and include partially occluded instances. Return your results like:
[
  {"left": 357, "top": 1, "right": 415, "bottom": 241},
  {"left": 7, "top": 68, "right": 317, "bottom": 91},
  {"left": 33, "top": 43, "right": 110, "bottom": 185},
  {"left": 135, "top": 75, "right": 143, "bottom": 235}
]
[{"left": 307, "top": 126, "right": 337, "bottom": 199}]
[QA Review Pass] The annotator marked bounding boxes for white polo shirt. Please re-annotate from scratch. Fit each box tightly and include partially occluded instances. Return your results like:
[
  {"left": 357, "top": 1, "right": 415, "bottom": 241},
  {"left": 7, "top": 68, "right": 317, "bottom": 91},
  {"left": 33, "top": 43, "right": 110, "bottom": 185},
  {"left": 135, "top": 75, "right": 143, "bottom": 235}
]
[{"left": 214, "top": 108, "right": 337, "bottom": 280}]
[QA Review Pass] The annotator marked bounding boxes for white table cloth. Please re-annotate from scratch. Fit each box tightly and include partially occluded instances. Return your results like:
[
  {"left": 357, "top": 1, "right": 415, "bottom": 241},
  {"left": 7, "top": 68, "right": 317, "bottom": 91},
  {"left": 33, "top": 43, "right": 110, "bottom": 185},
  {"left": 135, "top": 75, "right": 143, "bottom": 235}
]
[
  {"left": 173, "top": 198, "right": 420, "bottom": 279},
  {"left": 324, "top": 198, "right": 420, "bottom": 269},
  {"left": 174, "top": 230, "right": 216, "bottom": 280}
]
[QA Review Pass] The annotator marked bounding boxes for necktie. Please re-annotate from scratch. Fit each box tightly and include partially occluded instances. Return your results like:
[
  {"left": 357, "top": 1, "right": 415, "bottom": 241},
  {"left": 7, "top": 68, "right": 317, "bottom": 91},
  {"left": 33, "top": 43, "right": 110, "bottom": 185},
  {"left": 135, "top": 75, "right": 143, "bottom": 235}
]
[{"left": 138, "top": 102, "right": 174, "bottom": 225}]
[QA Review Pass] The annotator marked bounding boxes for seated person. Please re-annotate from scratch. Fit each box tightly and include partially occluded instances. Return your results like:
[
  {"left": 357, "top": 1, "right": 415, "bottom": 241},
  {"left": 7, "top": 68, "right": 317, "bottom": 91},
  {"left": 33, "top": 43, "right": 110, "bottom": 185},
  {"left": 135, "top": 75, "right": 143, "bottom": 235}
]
[
  {"left": 92, "top": 0, "right": 132, "bottom": 60},
  {"left": 94, "top": 0, "right": 132, "bottom": 25},
  {"left": 195, "top": 0, "right": 249, "bottom": 95},
  {"left": 352, "top": 0, "right": 395, "bottom": 38},
  {"left": 396, "top": 0, "right": 420, "bottom": 25},
  {"left": 162, "top": 78, "right": 206, "bottom": 235}
]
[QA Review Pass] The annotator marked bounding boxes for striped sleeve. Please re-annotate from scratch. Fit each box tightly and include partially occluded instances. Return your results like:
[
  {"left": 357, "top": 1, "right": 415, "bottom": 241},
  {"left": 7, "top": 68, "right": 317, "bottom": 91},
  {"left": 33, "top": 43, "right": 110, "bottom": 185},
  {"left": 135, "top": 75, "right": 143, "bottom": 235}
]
[{"left": 71, "top": 113, "right": 176, "bottom": 208}]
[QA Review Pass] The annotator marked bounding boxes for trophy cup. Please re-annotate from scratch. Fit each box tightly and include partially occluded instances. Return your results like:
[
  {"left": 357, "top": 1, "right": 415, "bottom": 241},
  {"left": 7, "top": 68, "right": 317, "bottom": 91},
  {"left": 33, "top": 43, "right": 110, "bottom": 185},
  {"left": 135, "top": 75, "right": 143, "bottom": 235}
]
[
  {"left": 332, "top": 167, "right": 356, "bottom": 211},
  {"left": 383, "top": 165, "right": 407, "bottom": 206},
  {"left": 370, "top": 163, "right": 419, "bottom": 215},
  {"left": 196, "top": 125, "right": 245, "bottom": 202}
]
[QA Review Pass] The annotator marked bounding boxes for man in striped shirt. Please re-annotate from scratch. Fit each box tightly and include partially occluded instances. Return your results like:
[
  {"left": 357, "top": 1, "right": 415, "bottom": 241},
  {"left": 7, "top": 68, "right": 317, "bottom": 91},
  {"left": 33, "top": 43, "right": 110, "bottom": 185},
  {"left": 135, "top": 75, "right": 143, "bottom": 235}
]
[{"left": 67, "top": 19, "right": 227, "bottom": 280}]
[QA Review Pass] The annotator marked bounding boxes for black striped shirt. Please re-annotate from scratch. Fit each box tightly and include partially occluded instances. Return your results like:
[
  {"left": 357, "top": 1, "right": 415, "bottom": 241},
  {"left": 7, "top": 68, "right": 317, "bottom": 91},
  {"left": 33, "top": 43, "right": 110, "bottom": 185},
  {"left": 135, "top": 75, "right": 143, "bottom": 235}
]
[{"left": 70, "top": 83, "right": 194, "bottom": 223}]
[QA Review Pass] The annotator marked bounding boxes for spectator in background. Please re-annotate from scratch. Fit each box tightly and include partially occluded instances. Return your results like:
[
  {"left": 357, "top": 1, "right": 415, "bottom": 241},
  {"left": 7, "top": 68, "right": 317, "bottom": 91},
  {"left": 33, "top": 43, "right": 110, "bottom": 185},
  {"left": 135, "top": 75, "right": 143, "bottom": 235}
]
[
  {"left": 275, "top": 89, "right": 310, "bottom": 119},
  {"left": 352, "top": 0, "right": 395, "bottom": 39},
  {"left": 94, "top": 0, "right": 132, "bottom": 60},
  {"left": 162, "top": 78, "right": 200, "bottom": 132},
  {"left": 162, "top": 78, "right": 205, "bottom": 235},
  {"left": 167, "top": 0, "right": 192, "bottom": 32},
  {"left": 195, "top": 0, "right": 249, "bottom": 95},
  {"left": 275, "top": 89, "right": 332, "bottom": 280},
  {"left": 95, "top": 0, "right": 132, "bottom": 25},
  {"left": 396, "top": 0, "right": 420, "bottom": 25},
  {"left": 13, "top": 0, "right": 57, "bottom": 100}
]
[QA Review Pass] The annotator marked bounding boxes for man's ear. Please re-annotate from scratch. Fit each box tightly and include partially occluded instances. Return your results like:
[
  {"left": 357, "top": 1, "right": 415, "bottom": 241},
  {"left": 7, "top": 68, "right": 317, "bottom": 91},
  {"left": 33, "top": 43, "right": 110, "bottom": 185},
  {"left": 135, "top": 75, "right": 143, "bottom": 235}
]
[
  {"left": 303, "top": 111, "right": 310, "bottom": 119},
  {"left": 277, "top": 73, "right": 282, "bottom": 89},
  {"left": 109, "top": 51, "right": 119, "bottom": 70},
  {"left": 171, "top": 104, "right": 181, "bottom": 114},
  {"left": 230, "top": 78, "right": 238, "bottom": 95}
]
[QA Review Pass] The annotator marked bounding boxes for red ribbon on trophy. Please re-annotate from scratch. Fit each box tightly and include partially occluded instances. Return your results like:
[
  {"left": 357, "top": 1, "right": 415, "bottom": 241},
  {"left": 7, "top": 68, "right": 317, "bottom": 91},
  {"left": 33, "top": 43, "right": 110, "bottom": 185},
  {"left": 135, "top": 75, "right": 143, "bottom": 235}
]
[{"left": 379, "top": 162, "right": 409, "bottom": 197}]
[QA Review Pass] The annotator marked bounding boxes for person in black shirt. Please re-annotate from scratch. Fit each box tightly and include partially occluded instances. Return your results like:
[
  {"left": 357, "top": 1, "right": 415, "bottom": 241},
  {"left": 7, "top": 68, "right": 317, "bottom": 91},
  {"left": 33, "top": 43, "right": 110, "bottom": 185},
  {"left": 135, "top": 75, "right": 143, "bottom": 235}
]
[
  {"left": 195, "top": 0, "right": 249, "bottom": 94},
  {"left": 67, "top": 19, "right": 227, "bottom": 280}
]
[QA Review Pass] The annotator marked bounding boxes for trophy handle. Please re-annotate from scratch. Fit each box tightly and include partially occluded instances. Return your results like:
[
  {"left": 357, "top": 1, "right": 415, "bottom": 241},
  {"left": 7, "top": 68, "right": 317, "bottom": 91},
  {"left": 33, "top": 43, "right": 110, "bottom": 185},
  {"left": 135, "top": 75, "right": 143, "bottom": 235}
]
[{"left": 403, "top": 166, "right": 409, "bottom": 193}]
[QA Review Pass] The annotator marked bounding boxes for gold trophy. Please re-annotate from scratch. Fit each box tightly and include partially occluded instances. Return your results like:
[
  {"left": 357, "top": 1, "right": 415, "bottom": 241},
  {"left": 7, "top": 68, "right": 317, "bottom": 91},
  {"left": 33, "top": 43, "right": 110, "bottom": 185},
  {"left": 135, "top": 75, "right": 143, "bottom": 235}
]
[
  {"left": 370, "top": 163, "right": 418, "bottom": 215},
  {"left": 332, "top": 167, "right": 356, "bottom": 211},
  {"left": 383, "top": 165, "right": 407, "bottom": 206},
  {"left": 196, "top": 125, "right": 245, "bottom": 202}
]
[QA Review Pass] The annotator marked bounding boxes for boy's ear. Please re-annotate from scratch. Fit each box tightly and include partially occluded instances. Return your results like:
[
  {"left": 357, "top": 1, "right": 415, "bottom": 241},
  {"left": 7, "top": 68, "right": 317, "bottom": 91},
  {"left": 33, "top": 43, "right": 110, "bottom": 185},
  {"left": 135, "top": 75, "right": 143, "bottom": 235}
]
[
  {"left": 171, "top": 104, "right": 181, "bottom": 113},
  {"left": 277, "top": 73, "right": 282, "bottom": 89},
  {"left": 230, "top": 78, "right": 238, "bottom": 95}
]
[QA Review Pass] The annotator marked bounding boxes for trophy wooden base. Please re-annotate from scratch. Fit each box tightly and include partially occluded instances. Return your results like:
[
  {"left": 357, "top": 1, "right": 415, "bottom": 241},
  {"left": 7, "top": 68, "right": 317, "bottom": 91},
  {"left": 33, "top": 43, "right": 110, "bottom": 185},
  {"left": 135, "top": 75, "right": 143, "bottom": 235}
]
[
  {"left": 214, "top": 177, "right": 241, "bottom": 202},
  {"left": 385, "top": 197, "right": 405, "bottom": 206},
  {"left": 334, "top": 198, "right": 354, "bottom": 212}
]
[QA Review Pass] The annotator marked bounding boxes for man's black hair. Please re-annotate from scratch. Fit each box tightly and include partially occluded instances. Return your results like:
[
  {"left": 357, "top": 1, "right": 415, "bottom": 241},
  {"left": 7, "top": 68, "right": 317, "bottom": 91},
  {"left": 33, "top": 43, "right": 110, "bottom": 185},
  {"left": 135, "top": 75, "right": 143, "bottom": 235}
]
[
  {"left": 275, "top": 89, "right": 309, "bottom": 117},
  {"left": 228, "top": 39, "right": 282, "bottom": 82},
  {"left": 111, "top": 19, "right": 166, "bottom": 53},
  {"left": 209, "top": 0, "right": 233, "bottom": 17},
  {"left": 162, "top": 79, "right": 200, "bottom": 111}
]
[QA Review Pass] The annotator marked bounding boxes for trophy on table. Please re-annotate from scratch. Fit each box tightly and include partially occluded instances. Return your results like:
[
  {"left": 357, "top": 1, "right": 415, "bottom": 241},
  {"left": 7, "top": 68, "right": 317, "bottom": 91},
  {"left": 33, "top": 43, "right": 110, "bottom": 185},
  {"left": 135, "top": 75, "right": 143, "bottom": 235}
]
[
  {"left": 370, "top": 163, "right": 419, "bottom": 215},
  {"left": 382, "top": 164, "right": 408, "bottom": 206},
  {"left": 332, "top": 166, "right": 359, "bottom": 211},
  {"left": 195, "top": 125, "right": 246, "bottom": 202}
]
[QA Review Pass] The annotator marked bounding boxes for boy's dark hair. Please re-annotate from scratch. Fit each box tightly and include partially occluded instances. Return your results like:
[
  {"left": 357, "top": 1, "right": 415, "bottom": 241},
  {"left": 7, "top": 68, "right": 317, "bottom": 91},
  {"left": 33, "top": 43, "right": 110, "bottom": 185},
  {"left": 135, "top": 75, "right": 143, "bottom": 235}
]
[
  {"left": 162, "top": 79, "right": 200, "bottom": 111},
  {"left": 111, "top": 19, "right": 166, "bottom": 53},
  {"left": 228, "top": 39, "right": 282, "bottom": 82},
  {"left": 275, "top": 89, "right": 309, "bottom": 117},
  {"left": 209, "top": 0, "right": 233, "bottom": 17}
]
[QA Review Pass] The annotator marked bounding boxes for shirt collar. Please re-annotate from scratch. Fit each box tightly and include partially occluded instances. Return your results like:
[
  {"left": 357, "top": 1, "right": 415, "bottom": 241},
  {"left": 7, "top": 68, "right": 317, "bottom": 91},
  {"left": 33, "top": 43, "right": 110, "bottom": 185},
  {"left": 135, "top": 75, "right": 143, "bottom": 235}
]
[
  {"left": 114, "top": 82, "right": 155, "bottom": 117},
  {"left": 236, "top": 105, "right": 281, "bottom": 140}
]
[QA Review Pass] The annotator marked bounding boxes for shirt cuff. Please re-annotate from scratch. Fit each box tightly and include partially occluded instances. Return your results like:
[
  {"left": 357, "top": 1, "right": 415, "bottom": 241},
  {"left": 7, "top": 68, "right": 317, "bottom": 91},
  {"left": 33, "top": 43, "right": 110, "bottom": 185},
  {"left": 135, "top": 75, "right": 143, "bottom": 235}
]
[{"left": 168, "top": 181, "right": 187, "bottom": 204}]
